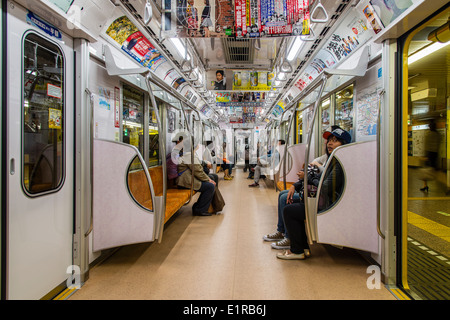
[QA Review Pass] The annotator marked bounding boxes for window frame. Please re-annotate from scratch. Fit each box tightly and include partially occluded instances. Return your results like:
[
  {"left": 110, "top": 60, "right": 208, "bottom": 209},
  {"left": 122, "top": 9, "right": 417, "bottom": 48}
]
[{"left": 21, "top": 31, "right": 67, "bottom": 198}]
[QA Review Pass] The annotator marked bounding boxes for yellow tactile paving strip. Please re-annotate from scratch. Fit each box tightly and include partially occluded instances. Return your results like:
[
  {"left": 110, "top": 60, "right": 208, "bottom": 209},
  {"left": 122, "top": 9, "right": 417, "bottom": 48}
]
[{"left": 408, "top": 211, "right": 450, "bottom": 243}]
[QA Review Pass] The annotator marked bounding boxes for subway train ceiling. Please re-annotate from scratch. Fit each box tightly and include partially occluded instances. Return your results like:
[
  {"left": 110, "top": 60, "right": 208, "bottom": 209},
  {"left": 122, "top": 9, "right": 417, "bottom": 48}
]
[
  {"left": 114, "top": 0, "right": 355, "bottom": 126},
  {"left": 19, "top": 0, "right": 449, "bottom": 126}
]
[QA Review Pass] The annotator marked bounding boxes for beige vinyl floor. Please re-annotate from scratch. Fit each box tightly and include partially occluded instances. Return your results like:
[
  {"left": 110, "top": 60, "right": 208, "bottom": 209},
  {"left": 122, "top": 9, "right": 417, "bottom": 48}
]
[{"left": 70, "top": 168, "right": 396, "bottom": 300}]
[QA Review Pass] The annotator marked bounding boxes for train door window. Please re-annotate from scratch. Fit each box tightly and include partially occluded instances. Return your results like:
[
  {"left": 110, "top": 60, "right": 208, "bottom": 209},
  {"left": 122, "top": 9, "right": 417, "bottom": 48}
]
[
  {"left": 334, "top": 84, "right": 354, "bottom": 141},
  {"left": 403, "top": 7, "right": 450, "bottom": 300},
  {"left": 123, "top": 84, "right": 145, "bottom": 169},
  {"left": 23, "top": 33, "right": 65, "bottom": 195},
  {"left": 148, "top": 98, "right": 161, "bottom": 167}
]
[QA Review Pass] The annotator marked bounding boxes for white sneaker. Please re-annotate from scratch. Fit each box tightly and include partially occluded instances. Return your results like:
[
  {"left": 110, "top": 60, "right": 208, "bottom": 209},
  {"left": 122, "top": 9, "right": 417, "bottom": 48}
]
[
  {"left": 271, "top": 237, "right": 290, "bottom": 250},
  {"left": 263, "top": 231, "right": 284, "bottom": 242}
]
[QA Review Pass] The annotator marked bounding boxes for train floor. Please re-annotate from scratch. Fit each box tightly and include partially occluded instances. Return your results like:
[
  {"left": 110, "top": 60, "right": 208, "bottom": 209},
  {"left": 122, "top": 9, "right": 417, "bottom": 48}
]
[{"left": 69, "top": 168, "right": 396, "bottom": 300}]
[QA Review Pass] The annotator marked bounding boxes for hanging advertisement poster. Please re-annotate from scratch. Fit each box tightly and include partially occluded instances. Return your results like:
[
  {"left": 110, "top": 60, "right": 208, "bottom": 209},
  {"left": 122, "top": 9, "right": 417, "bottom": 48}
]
[
  {"left": 163, "top": 0, "right": 309, "bottom": 38},
  {"left": 162, "top": 0, "right": 233, "bottom": 38},
  {"left": 236, "top": 0, "right": 310, "bottom": 38},
  {"left": 232, "top": 71, "right": 273, "bottom": 91}
]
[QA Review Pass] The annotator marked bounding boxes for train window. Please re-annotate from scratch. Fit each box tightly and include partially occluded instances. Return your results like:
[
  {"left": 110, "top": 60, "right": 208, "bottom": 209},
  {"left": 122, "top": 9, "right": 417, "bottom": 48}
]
[
  {"left": 297, "top": 111, "right": 303, "bottom": 143},
  {"left": 148, "top": 100, "right": 160, "bottom": 166},
  {"left": 123, "top": 84, "right": 145, "bottom": 170},
  {"left": 127, "top": 156, "right": 153, "bottom": 211},
  {"left": 22, "top": 33, "right": 65, "bottom": 195},
  {"left": 320, "top": 98, "right": 331, "bottom": 134},
  {"left": 317, "top": 157, "right": 346, "bottom": 213},
  {"left": 334, "top": 84, "right": 354, "bottom": 141}
]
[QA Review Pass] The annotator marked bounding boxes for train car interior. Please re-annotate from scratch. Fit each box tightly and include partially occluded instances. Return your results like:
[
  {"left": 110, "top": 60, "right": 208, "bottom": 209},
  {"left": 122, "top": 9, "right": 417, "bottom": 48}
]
[{"left": 0, "top": 0, "right": 449, "bottom": 303}]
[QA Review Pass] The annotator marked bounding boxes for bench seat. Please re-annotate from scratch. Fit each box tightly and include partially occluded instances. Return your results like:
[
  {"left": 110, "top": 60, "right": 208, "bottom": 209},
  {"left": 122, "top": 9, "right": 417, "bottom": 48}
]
[
  {"left": 128, "top": 166, "right": 195, "bottom": 224},
  {"left": 276, "top": 181, "right": 294, "bottom": 191}
]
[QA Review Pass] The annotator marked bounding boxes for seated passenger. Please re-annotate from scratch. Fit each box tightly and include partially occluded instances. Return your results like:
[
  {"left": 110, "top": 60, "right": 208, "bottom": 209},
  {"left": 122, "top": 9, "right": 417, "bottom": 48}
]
[
  {"left": 263, "top": 154, "right": 327, "bottom": 249},
  {"left": 249, "top": 139, "right": 285, "bottom": 187},
  {"left": 277, "top": 126, "right": 351, "bottom": 260},
  {"left": 202, "top": 160, "right": 218, "bottom": 186},
  {"left": 177, "top": 148, "right": 216, "bottom": 217}
]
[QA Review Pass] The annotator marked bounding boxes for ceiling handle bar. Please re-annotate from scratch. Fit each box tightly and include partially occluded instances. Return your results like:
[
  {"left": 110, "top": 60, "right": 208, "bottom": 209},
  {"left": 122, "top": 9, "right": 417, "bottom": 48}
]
[
  {"left": 144, "top": 0, "right": 153, "bottom": 25},
  {"left": 310, "top": 0, "right": 329, "bottom": 23}
]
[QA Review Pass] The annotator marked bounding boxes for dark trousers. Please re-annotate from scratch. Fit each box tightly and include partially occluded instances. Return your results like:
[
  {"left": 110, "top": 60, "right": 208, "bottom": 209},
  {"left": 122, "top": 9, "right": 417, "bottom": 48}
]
[
  {"left": 283, "top": 202, "right": 310, "bottom": 254},
  {"left": 192, "top": 181, "right": 215, "bottom": 214},
  {"left": 208, "top": 173, "right": 219, "bottom": 186}
]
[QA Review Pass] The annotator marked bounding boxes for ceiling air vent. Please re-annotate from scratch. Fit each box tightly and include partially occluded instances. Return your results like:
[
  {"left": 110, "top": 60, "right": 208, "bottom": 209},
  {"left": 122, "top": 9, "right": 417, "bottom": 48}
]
[{"left": 222, "top": 38, "right": 254, "bottom": 64}]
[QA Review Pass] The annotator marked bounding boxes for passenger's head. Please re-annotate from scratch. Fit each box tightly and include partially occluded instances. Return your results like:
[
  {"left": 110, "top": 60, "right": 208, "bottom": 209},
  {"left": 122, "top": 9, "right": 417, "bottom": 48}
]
[
  {"left": 278, "top": 139, "right": 285, "bottom": 145},
  {"left": 323, "top": 126, "right": 351, "bottom": 156},
  {"left": 216, "top": 70, "right": 224, "bottom": 81}
]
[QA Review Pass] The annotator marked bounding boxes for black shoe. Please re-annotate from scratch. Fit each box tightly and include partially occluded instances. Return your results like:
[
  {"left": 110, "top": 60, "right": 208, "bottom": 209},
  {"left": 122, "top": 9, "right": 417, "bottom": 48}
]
[
  {"left": 193, "top": 211, "right": 212, "bottom": 216},
  {"left": 420, "top": 186, "right": 429, "bottom": 192}
]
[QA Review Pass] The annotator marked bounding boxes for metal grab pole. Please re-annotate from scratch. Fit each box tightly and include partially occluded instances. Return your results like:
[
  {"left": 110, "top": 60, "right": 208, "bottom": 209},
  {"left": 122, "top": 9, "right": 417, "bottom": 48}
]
[
  {"left": 282, "top": 111, "right": 296, "bottom": 190},
  {"left": 304, "top": 74, "right": 328, "bottom": 245},
  {"left": 145, "top": 73, "right": 167, "bottom": 242},
  {"left": 377, "top": 90, "right": 386, "bottom": 239},
  {"left": 179, "top": 101, "right": 196, "bottom": 203}
]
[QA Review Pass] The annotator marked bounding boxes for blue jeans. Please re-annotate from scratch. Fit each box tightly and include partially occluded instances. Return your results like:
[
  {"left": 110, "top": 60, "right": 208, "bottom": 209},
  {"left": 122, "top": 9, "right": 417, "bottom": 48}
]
[{"left": 277, "top": 190, "right": 300, "bottom": 238}]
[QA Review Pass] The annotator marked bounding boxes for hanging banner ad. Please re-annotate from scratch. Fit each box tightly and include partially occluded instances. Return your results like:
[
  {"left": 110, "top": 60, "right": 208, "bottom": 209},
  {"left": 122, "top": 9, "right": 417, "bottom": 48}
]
[
  {"left": 216, "top": 91, "right": 267, "bottom": 104},
  {"left": 105, "top": 16, "right": 184, "bottom": 89},
  {"left": 294, "top": 8, "right": 375, "bottom": 92},
  {"left": 232, "top": 71, "right": 273, "bottom": 91},
  {"left": 236, "top": 0, "right": 310, "bottom": 38},
  {"left": 162, "top": 0, "right": 233, "bottom": 38},
  {"left": 162, "top": 0, "right": 309, "bottom": 38}
]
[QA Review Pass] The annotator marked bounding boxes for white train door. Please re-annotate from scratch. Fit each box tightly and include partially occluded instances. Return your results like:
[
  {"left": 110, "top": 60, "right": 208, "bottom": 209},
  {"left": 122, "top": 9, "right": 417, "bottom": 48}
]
[{"left": 6, "top": 5, "right": 74, "bottom": 299}]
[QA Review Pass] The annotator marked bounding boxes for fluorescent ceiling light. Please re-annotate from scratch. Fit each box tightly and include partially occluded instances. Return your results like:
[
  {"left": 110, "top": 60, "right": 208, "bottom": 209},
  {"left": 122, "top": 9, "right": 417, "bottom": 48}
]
[
  {"left": 169, "top": 38, "right": 191, "bottom": 60},
  {"left": 287, "top": 37, "right": 304, "bottom": 61},
  {"left": 408, "top": 41, "right": 449, "bottom": 65}
]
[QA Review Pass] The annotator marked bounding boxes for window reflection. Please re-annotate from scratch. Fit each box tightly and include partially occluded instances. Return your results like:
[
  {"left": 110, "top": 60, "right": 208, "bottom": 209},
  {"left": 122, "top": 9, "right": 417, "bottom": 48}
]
[
  {"left": 123, "top": 84, "right": 144, "bottom": 170},
  {"left": 23, "top": 33, "right": 64, "bottom": 195},
  {"left": 318, "top": 157, "right": 345, "bottom": 213},
  {"left": 334, "top": 84, "right": 354, "bottom": 141}
]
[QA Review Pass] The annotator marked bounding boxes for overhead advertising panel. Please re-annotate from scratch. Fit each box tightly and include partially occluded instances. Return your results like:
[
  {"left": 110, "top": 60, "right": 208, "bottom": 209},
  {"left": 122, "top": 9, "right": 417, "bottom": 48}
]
[
  {"left": 105, "top": 16, "right": 188, "bottom": 92},
  {"left": 232, "top": 71, "right": 274, "bottom": 91},
  {"left": 162, "top": 0, "right": 310, "bottom": 38},
  {"left": 294, "top": 6, "right": 377, "bottom": 92},
  {"left": 215, "top": 91, "right": 266, "bottom": 107}
]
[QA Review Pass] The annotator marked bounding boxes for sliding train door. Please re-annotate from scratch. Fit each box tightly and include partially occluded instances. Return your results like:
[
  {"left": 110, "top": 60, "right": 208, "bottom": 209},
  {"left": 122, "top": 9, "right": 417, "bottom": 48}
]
[
  {"left": 6, "top": 5, "right": 74, "bottom": 299},
  {"left": 400, "top": 6, "right": 450, "bottom": 300}
]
